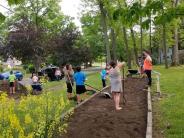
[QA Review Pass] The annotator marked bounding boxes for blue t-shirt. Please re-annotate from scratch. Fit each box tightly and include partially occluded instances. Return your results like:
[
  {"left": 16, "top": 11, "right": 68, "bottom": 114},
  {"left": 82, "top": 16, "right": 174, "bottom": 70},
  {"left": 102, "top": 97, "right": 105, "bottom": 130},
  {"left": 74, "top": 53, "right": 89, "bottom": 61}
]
[
  {"left": 101, "top": 69, "right": 107, "bottom": 80},
  {"left": 74, "top": 72, "right": 86, "bottom": 86}
]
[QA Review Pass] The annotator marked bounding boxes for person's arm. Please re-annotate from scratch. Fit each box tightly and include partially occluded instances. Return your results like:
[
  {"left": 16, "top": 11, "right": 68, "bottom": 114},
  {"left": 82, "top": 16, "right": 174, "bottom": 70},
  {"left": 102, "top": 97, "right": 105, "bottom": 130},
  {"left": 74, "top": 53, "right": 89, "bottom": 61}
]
[
  {"left": 117, "top": 62, "right": 125, "bottom": 69},
  {"left": 83, "top": 73, "right": 86, "bottom": 82}
]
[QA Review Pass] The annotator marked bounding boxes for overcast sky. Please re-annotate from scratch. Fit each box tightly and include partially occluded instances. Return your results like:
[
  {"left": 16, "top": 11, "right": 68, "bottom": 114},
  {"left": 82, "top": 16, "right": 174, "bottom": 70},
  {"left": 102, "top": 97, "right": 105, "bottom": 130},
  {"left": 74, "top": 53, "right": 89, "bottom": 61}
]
[{"left": 0, "top": 0, "right": 83, "bottom": 27}]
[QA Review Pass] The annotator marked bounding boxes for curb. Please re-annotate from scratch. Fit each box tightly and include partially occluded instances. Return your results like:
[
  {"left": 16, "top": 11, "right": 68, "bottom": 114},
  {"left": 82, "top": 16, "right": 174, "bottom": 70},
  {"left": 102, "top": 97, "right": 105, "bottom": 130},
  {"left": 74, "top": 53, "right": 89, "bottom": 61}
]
[
  {"left": 61, "top": 86, "right": 110, "bottom": 120},
  {"left": 146, "top": 87, "right": 152, "bottom": 138}
]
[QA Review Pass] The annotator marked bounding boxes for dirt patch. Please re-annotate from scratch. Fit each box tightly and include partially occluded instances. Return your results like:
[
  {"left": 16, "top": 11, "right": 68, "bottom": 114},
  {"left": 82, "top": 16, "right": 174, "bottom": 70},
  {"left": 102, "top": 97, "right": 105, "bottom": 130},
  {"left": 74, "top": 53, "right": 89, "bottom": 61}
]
[
  {"left": 61, "top": 78, "right": 148, "bottom": 138},
  {"left": 0, "top": 81, "right": 28, "bottom": 99}
]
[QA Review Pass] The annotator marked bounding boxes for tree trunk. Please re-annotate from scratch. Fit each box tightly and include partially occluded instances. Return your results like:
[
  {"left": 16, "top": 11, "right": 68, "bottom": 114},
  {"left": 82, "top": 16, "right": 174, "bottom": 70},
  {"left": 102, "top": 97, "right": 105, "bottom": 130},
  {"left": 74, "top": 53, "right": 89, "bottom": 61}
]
[
  {"left": 172, "top": 28, "right": 179, "bottom": 65},
  {"left": 172, "top": 0, "right": 180, "bottom": 66},
  {"left": 149, "top": 15, "right": 152, "bottom": 53},
  {"left": 140, "top": 18, "right": 143, "bottom": 55},
  {"left": 130, "top": 28, "right": 139, "bottom": 66},
  {"left": 111, "top": 28, "right": 117, "bottom": 61},
  {"left": 140, "top": 0, "right": 143, "bottom": 55},
  {"left": 123, "top": 27, "right": 131, "bottom": 69},
  {"left": 99, "top": 1, "right": 111, "bottom": 63},
  {"left": 163, "top": 24, "right": 168, "bottom": 69}
]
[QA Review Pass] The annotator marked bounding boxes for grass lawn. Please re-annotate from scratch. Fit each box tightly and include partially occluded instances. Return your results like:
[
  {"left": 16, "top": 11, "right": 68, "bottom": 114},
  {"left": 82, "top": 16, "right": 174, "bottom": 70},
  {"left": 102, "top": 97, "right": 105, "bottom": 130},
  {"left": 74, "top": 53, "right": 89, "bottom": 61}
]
[
  {"left": 43, "top": 72, "right": 109, "bottom": 105},
  {"left": 153, "top": 65, "right": 184, "bottom": 138}
]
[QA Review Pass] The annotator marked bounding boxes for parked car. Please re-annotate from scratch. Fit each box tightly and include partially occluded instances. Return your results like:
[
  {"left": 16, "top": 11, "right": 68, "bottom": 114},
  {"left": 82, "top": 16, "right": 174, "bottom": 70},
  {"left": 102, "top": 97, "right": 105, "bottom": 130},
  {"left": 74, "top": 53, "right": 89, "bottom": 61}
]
[
  {"left": 0, "top": 71, "right": 23, "bottom": 81},
  {"left": 38, "top": 65, "right": 64, "bottom": 81}
]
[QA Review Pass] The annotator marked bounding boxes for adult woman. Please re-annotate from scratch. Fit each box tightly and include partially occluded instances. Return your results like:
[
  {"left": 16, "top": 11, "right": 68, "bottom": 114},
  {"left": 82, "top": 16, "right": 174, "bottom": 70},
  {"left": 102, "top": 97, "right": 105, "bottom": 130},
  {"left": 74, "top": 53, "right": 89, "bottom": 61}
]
[
  {"left": 64, "top": 64, "right": 74, "bottom": 99},
  {"left": 109, "top": 61, "right": 125, "bottom": 110},
  {"left": 143, "top": 50, "right": 152, "bottom": 86}
]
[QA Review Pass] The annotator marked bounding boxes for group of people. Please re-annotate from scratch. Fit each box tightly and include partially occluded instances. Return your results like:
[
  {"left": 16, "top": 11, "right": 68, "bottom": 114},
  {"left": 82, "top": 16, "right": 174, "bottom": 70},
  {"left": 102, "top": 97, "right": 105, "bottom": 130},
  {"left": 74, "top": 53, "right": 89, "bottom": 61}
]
[
  {"left": 6, "top": 50, "right": 152, "bottom": 110},
  {"left": 63, "top": 64, "right": 86, "bottom": 104},
  {"left": 98, "top": 50, "right": 152, "bottom": 110}
]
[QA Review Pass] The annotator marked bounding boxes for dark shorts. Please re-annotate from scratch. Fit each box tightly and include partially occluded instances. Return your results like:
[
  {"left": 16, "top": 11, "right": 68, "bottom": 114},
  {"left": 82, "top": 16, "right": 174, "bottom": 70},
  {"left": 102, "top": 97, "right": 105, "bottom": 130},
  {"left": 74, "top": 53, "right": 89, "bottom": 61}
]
[
  {"left": 76, "top": 85, "right": 86, "bottom": 95},
  {"left": 9, "top": 82, "right": 14, "bottom": 87},
  {"left": 66, "top": 82, "right": 73, "bottom": 93}
]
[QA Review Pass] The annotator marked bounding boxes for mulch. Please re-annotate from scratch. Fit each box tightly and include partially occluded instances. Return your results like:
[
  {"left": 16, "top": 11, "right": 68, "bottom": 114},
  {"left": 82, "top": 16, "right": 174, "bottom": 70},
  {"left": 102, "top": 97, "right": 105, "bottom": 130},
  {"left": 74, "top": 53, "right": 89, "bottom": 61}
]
[{"left": 61, "top": 78, "right": 148, "bottom": 138}]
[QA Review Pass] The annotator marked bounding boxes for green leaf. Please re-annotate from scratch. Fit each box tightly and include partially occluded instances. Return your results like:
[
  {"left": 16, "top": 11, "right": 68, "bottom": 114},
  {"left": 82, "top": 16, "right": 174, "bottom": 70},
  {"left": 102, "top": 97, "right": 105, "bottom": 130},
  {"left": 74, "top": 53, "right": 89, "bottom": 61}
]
[
  {"left": 7, "top": 0, "right": 24, "bottom": 5},
  {"left": 0, "top": 12, "right": 6, "bottom": 23}
]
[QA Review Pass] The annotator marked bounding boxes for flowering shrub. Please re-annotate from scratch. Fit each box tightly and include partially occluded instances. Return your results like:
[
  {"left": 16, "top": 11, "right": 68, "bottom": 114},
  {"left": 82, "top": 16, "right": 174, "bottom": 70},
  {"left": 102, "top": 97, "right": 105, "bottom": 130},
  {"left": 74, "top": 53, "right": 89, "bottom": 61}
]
[{"left": 0, "top": 91, "right": 70, "bottom": 137}]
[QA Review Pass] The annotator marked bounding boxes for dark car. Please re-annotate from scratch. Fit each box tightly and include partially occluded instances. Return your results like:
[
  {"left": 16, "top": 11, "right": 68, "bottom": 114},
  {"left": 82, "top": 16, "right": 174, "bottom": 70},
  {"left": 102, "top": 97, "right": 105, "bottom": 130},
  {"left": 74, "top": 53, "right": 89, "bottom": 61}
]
[
  {"left": 39, "top": 65, "right": 64, "bottom": 81},
  {"left": 0, "top": 71, "right": 23, "bottom": 81}
]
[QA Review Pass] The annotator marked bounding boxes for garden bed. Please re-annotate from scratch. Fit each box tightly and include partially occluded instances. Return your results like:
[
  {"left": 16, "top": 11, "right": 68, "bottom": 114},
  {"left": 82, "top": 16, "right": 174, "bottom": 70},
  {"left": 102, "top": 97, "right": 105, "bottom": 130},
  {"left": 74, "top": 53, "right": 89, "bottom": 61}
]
[{"left": 62, "top": 78, "right": 148, "bottom": 138}]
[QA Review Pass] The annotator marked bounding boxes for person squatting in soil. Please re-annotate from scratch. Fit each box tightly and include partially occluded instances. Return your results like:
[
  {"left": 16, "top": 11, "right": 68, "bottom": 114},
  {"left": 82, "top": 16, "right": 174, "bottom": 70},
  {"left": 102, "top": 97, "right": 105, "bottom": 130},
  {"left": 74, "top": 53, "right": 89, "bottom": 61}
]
[
  {"left": 143, "top": 50, "right": 152, "bottom": 86},
  {"left": 8, "top": 70, "right": 16, "bottom": 94},
  {"left": 74, "top": 66, "right": 86, "bottom": 104},
  {"left": 109, "top": 61, "right": 125, "bottom": 110},
  {"left": 64, "top": 64, "right": 74, "bottom": 99}
]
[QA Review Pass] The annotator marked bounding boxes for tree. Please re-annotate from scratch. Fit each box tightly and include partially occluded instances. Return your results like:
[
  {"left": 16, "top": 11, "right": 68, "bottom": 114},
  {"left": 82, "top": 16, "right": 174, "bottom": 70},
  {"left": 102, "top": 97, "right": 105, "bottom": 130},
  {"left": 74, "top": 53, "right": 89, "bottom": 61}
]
[
  {"left": 80, "top": 13, "right": 105, "bottom": 62},
  {"left": 82, "top": 0, "right": 112, "bottom": 62}
]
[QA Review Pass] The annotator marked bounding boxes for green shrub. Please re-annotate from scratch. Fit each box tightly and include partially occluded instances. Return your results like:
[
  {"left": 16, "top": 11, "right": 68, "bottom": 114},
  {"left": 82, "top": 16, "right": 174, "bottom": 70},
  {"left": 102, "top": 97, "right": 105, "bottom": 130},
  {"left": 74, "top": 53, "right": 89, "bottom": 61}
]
[{"left": 28, "top": 64, "right": 35, "bottom": 73}]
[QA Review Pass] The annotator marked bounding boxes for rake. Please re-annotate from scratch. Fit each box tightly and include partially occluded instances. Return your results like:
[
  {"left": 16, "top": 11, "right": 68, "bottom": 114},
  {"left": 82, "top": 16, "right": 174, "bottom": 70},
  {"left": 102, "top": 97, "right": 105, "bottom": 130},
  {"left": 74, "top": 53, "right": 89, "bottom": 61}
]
[{"left": 85, "top": 83, "right": 112, "bottom": 99}]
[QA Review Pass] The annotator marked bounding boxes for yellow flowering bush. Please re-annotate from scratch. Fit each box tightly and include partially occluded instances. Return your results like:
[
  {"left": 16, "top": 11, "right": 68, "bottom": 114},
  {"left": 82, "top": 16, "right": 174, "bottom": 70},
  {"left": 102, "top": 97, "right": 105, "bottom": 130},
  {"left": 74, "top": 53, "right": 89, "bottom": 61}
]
[{"left": 0, "top": 90, "right": 70, "bottom": 138}]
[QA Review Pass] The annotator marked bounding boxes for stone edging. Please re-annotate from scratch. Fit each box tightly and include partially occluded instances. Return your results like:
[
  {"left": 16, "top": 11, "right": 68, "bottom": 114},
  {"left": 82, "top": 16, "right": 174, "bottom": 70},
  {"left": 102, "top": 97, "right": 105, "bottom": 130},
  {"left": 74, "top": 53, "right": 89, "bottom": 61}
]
[{"left": 146, "top": 87, "right": 152, "bottom": 138}]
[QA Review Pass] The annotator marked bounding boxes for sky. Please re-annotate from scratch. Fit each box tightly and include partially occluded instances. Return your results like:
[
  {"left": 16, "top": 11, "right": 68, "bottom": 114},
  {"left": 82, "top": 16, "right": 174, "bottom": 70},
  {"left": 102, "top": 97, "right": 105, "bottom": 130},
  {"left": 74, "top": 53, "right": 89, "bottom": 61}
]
[
  {"left": 60, "top": 0, "right": 82, "bottom": 27},
  {"left": 0, "top": 0, "right": 83, "bottom": 27}
]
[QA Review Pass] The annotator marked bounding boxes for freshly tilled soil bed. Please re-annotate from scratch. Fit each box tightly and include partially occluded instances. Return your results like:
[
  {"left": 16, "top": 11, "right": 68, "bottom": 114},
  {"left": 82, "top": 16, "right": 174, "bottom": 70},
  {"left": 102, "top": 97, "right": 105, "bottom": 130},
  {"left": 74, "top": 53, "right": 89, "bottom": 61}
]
[{"left": 62, "top": 78, "right": 148, "bottom": 138}]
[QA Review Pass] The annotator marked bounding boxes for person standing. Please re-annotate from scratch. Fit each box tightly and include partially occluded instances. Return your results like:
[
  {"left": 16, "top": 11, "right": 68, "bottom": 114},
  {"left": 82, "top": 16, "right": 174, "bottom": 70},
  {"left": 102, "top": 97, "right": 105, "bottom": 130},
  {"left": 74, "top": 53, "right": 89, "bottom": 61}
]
[
  {"left": 100, "top": 68, "right": 107, "bottom": 87},
  {"left": 143, "top": 50, "right": 152, "bottom": 86},
  {"left": 109, "top": 61, "right": 125, "bottom": 111},
  {"left": 8, "top": 70, "right": 16, "bottom": 94},
  {"left": 74, "top": 66, "right": 86, "bottom": 104},
  {"left": 64, "top": 64, "right": 74, "bottom": 99}
]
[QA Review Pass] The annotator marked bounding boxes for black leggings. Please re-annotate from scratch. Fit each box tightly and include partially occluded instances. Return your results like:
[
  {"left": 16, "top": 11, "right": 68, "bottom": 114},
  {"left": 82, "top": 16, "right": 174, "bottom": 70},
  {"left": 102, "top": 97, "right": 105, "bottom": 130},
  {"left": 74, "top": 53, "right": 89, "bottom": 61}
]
[
  {"left": 102, "top": 79, "right": 106, "bottom": 87},
  {"left": 145, "top": 70, "right": 152, "bottom": 86}
]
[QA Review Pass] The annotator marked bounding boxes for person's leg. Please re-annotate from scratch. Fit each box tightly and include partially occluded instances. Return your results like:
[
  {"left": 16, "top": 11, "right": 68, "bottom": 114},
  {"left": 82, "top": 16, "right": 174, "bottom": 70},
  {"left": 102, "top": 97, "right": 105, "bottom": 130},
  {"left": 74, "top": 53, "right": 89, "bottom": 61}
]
[
  {"left": 77, "top": 94, "right": 81, "bottom": 104},
  {"left": 9, "top": 87, "right": 12, "bottom": 94},
  {"left": 147, "top": 70, "right": 152, "bottom": 86},
  {"left": 67, "top": 83, "right": 72, "bottom": 99},
  {"left": 104, "top": 79, "right": 106, "bottom": 87},
  {"left": 13, "top": 86, "right": 15, "bottom": 94},
  {"left": 145, "top": 70, "right": 149, "bottom": 85},
  {"left": 102, "top": 79, "right": 105, "bottom": 87},
  {"left": 117, "top": 93, "right": 122, "bottom": 110},
  {"left": 149, "top": 70, "right": 152, "bottom": 86},
  {"left": 112, "top": 92, "right": 116, "bottom": 108}
]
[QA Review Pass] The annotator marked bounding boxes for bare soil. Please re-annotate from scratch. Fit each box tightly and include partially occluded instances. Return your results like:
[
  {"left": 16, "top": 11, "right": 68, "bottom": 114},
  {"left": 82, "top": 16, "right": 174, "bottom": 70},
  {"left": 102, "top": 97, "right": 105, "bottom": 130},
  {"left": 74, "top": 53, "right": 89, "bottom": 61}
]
[
  {"left": 0, "top": 81, "right": 28, "bottom": 98},
  {"left": 61, "top": 78, "right": 148, "bottom": 138}
]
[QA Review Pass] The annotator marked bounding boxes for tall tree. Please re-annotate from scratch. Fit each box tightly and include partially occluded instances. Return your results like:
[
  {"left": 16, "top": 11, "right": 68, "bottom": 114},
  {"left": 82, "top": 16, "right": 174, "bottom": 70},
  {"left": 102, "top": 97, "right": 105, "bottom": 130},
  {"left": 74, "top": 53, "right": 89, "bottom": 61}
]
[{"left": 172, "top": 0, "right": 180, "bottom": 66}]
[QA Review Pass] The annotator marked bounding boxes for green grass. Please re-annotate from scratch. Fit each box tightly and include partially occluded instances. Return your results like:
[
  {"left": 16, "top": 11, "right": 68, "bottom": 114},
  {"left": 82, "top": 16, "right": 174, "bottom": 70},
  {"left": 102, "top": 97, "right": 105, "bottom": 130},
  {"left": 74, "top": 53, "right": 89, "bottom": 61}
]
[{"left": 153, "top": 65, "right": 184, "bottom": 138}]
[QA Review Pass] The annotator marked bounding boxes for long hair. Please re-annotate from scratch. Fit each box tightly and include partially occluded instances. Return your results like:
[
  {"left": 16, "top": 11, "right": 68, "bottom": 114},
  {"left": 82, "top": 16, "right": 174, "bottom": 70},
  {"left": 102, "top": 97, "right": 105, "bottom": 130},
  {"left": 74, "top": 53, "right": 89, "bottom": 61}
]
[{"left": 109, "top": 61, "right": 117, "bottom": 68}]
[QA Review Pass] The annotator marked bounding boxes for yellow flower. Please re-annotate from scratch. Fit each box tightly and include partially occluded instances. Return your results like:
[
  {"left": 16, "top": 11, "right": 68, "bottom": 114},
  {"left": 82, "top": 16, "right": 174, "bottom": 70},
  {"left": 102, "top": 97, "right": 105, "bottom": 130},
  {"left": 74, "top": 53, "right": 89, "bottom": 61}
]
[
  {"left": 24, "top": 114, "right": 32, "bottom": 124},
  {"left": 9, "top": 114, "right": 21, "bottom": 129}
]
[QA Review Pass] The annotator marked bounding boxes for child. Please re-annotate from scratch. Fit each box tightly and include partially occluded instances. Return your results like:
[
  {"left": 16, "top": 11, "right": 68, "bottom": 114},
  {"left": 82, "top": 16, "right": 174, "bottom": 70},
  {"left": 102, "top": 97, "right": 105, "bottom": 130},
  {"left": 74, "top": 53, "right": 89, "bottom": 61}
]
[
  {"left": 74, "top": 66, "right": 86, "bottom": 104},
  {"left": 8, "top": 70, "right": 16, "bottom": 94},
  {"left": 100, "top": 68, "right": 107, "bottom": 87}
]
